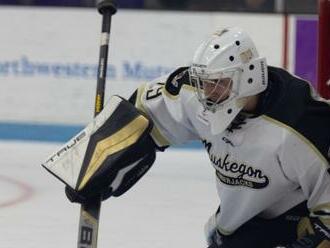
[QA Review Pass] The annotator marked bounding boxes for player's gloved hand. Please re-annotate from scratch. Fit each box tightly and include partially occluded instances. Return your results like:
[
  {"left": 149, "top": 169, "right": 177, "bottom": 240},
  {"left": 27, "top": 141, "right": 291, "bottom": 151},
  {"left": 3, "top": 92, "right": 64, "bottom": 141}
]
[
  {"left": 205, "top": 211, "right": 223, "bottom": 248},
  {"left": 274, "top": 217, "right": 330, "bottom": 248},
  {"left": 278, "top": 235, "right": 326, "bottom": 248},
  {"left": 65, "top": 186, "right": 88, "bottom": 203}
]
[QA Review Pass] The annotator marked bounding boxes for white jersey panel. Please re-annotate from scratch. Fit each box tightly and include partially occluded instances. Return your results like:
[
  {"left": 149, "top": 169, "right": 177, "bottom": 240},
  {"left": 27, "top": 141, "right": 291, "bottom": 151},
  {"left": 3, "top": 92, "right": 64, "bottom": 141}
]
[
  {"left": 135, "top": 78, "right": 200, "bottom": 147},
  {"left": 275, "top": 116, "right": 330, "bottom": 210}
]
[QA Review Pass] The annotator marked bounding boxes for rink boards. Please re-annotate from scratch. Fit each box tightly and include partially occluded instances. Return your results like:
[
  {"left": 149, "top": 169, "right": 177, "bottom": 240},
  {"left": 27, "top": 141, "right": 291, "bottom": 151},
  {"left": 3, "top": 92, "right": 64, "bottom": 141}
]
[{"left": 0, "top": 7, "right": 317, "bottom": 142}]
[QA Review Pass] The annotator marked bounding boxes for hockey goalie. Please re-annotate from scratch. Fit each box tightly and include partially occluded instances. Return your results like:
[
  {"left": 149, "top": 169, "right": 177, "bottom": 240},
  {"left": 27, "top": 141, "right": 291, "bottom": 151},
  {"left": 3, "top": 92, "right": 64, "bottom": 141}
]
[{"left": 42, "top": 27, "right": 330, "bottom": 248}]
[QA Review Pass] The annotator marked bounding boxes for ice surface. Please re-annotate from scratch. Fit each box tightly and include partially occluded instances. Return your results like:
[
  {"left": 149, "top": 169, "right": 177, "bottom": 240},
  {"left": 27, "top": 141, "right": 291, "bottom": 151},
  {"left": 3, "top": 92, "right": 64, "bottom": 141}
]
[{"left": 0, "top": 141, "right": 218, "bottom": 248}]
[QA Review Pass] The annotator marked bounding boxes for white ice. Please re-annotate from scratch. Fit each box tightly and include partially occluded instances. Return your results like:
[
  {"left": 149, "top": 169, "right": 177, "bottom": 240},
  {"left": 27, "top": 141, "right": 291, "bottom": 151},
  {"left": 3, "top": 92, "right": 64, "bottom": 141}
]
[{"left": 0, "top": 141, "right": 218, "bottom": 248}]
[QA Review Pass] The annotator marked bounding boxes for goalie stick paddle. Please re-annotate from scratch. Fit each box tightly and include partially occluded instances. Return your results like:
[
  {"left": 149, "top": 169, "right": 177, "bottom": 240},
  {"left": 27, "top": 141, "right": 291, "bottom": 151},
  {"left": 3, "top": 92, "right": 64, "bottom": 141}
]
[{"left": 77, "top": 1, "right": 117, "bottom": 248}]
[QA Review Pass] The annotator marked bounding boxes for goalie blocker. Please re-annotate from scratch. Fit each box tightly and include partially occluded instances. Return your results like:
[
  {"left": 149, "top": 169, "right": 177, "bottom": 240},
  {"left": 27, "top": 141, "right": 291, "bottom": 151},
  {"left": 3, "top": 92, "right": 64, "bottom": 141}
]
[{"left": 42, "top": 95, "right": 156, "bottom": 203}]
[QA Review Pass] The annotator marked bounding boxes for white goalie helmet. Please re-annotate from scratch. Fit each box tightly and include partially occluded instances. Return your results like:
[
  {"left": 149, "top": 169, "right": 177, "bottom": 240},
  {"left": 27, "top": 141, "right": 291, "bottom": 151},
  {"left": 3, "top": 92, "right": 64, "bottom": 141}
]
[{"left": 189, "top": 27, "right": 268, "bottom": 134}]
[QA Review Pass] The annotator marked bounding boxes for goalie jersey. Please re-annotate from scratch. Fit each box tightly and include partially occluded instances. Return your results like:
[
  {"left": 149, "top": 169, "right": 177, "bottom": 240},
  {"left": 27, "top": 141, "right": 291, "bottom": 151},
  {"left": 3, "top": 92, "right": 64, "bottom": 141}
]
[{"left": 132, "top": 66, "right": 330, "bottom": 235}]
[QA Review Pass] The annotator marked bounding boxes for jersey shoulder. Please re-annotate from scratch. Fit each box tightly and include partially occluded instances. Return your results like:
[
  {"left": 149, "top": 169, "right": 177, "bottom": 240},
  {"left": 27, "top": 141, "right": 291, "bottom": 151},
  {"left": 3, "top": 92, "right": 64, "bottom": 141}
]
[{"left": 261, "top": 66, "right": 330, "bottom": 163}]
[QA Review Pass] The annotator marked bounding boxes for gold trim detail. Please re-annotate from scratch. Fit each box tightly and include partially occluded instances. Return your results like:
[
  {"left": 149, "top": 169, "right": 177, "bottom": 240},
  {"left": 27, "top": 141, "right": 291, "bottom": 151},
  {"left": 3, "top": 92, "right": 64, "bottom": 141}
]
[
  {"left": 78, "top": 115, "right": 149, "bottom": 190},
  {"left": 261, "top": 115, "right": 329, "bottom": 166},
  {"left": 81, "top": 209, "right": 97, "bottom": 226},
  {"left": 311, "top": 203, "right": 330, "bottom": 228},
  {"left": 311, "top": 202, "right": 330, "bottom": 213},
  {"left": 318, "top": 240, "right": 330, "bottom": 248},
  {"left": 183, "top": 84, "right": 195, "bottom": 92},
  {"left": 297, "top": 217, "right": 314, "bottom": 239},
  {"left": 217, "top": 227, "right": 234, "bottom": 236},
  {"left": 163, "top": 87, "right": 179, "bottom": 100},
  {"left": 135, "top": 84, "right": 147, "bottom": 109},
  {"left": 136, "top": 85, "right": 170, "bottom": 147},
  {"left": 320, "top": 218, "right": 330, "bottom": 228},
  {"left": 150, "top": 126, "right": 170, "bottom": 147}
]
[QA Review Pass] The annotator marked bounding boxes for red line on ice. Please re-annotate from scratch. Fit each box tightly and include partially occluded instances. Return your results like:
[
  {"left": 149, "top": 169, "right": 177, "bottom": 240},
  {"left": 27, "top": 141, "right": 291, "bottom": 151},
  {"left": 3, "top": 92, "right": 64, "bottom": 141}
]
[{"left": 0, "top": 174, "right": 34, "bottom": 208}]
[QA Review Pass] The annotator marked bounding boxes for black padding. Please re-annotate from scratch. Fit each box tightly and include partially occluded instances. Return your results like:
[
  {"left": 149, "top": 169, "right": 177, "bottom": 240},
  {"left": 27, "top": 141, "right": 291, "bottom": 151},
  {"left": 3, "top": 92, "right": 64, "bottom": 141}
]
[
  {"left": 165, "top": 67, "right": 190, "bottom": 96},
  {"left": 256, "top": 67, "right": 330, "bottom": 164}
]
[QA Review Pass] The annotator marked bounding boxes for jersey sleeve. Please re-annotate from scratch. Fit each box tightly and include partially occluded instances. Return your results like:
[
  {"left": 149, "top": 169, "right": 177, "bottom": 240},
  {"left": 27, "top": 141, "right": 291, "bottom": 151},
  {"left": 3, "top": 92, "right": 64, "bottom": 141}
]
[
  {"left": 279, "top": 103, "right": 330, "bottom": 231},
  {"left": 132, "top": 68, "right": 200, "bottom": 148}
]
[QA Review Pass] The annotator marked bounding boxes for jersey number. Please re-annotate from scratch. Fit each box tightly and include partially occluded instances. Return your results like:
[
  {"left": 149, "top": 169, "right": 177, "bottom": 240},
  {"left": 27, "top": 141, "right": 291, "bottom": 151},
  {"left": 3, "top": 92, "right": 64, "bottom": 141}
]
[{"left": 146, "top": 84, "right": 163, "bottom": 100}]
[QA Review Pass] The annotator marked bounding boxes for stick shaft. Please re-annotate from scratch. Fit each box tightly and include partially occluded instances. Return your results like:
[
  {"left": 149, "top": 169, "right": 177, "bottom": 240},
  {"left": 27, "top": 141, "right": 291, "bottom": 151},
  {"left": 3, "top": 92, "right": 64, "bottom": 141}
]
[
  {"left": 95, "top": 11, "right": 112, "bottom": 115},
  {"left": 77, "top": 7, "right": 115, "bottom": 248}
]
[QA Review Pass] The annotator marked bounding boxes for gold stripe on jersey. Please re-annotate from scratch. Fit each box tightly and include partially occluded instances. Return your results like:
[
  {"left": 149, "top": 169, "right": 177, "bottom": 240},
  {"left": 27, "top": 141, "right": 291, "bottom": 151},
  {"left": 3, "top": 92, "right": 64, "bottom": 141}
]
[
  {"left": 318, "top": 240, "right": 330, "bottom": 248},
  {"left": 149, "top": 123, "right": 170, "bottom": 147},
  {"left": 135, "top": 84, "right": 170, "bottom": 147},
  {"left": 311, "top": 203, "right": 330, "bottom": 228},
  {"left": 135, "top": 84, "right": 147, "bottom": 110},
  {"left": 163, "top": 86, "right": 179, "bottom": 100},
  {"left": 261, "top": 115, "right": 329, "bottom": 166},
  {"left": 297, "top": 217, "right": 315, "bottom": 238},
  {"left": 183, "top": 84, "right": 196, "bottom": 92},
  {"left": 321, "top": 218, "right": 330, "bottom": 228},
  {"left": 217, "top": 226, "right": 234, "bottom": 236},
  {"left": 311, "top": 202, "right": 330, "bottom": 213}
]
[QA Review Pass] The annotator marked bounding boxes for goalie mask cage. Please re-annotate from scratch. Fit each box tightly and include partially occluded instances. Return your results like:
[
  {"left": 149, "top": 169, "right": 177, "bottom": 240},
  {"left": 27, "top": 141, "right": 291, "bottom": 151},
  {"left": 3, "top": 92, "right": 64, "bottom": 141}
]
[{"left": 318, "top": 0, "right": 330, "bottom": 99}]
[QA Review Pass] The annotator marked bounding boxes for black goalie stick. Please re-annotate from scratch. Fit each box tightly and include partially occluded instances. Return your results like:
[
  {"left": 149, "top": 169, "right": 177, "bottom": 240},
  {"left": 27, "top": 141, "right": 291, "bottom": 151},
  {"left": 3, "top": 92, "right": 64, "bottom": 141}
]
[{"left": 77, "top": 1, "right": 117, "bottom": 248}]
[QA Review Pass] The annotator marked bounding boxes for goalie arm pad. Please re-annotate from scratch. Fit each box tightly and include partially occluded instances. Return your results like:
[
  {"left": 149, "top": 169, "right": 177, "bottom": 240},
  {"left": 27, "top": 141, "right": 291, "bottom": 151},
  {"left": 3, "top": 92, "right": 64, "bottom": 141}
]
[{"left": 42, "top": 95, "right": 157, "bottom": 202}]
